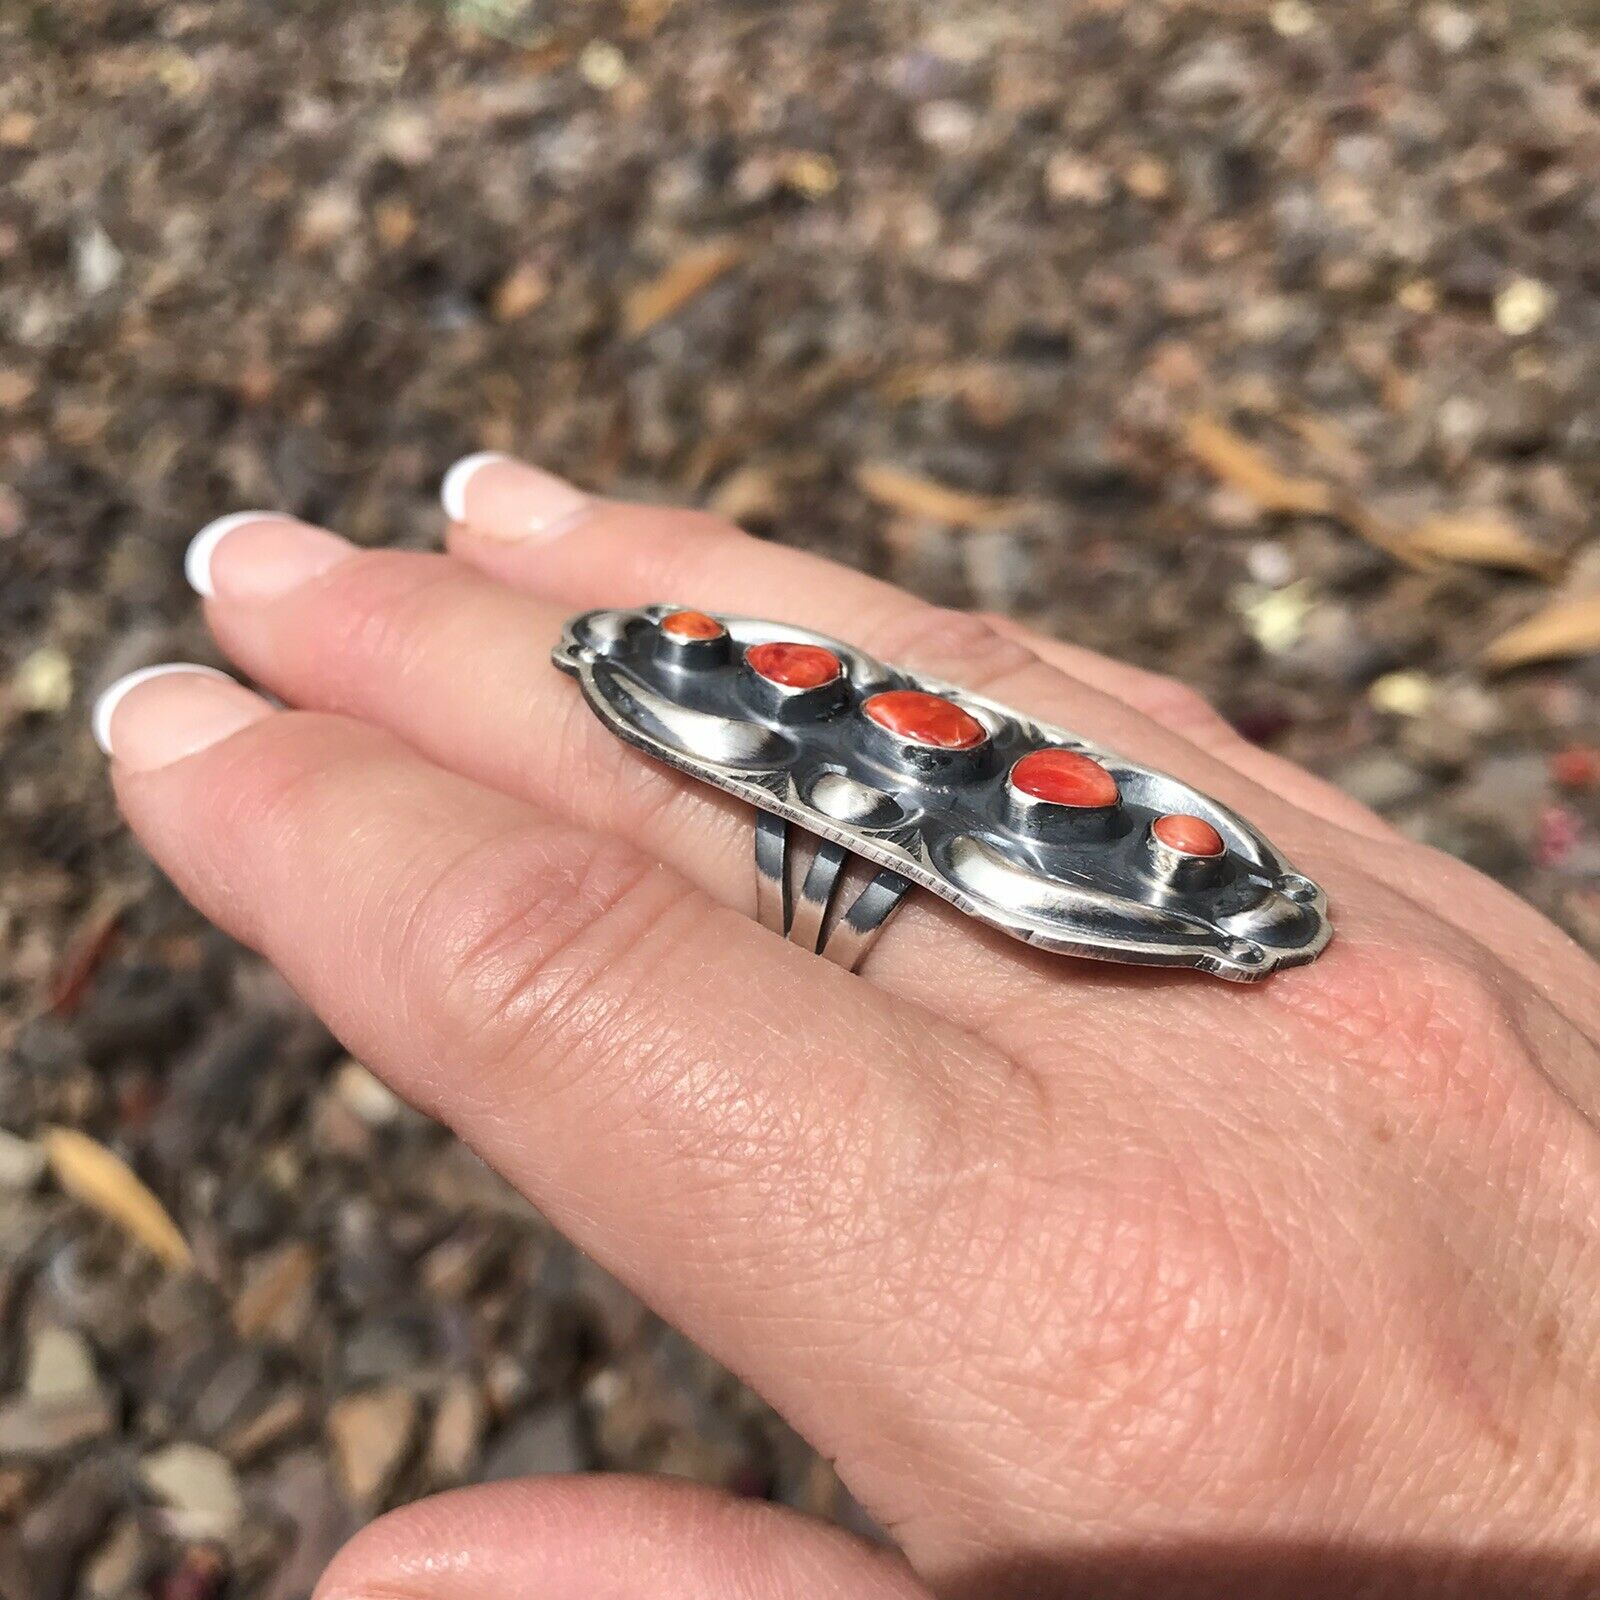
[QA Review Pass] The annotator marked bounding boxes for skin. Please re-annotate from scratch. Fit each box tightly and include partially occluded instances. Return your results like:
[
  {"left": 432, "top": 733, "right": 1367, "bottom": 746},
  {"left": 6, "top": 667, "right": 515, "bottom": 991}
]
[{"left": 100, "top": 465, "right": 1600, "bottom": 1599}]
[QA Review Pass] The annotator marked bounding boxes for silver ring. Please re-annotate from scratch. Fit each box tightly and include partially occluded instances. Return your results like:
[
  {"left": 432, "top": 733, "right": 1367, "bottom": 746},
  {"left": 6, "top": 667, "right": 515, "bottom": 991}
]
[{"left": 553, "top": 606, "right": 1333, "bottom": 982}]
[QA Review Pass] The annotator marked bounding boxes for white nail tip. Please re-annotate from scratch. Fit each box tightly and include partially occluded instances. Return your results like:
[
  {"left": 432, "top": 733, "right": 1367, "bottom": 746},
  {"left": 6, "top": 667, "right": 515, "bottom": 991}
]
[
  {"left": 92, "top": 664, "right": 232, "bottom": 757},
  {"left": 440, "top": 452, "right": 509, "bottom": 523},
  {"left": 185, "top": 511, "right": 277, "bottom": 598}
]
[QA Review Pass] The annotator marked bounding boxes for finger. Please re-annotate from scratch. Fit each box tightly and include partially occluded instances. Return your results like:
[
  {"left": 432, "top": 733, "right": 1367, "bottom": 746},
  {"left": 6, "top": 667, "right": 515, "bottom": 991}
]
[
  {"left": 186, "top": 514, "right": 1105, "bottom": 1034},
  {"left": 96, "top": 664, "right": 1014, "bottom": 1466},
  {"left": 440, "top": 456, "right": 1359, "bottom": 857},
  {"left": 313, "top": 1476, "right": 929, "bottom": 1600}
]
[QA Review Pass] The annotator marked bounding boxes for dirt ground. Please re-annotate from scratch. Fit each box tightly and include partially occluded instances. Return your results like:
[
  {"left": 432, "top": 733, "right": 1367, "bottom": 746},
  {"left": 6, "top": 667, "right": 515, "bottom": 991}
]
[{"left": 2, "top": 1, "right": 1599, "bottom": 1594}]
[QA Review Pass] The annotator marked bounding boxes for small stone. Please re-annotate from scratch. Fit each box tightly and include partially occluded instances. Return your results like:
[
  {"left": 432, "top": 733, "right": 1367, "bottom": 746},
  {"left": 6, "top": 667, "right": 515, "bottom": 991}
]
[
  {"left": 1494, "top": 278, "right": 1554, "bottom": 337},
  {"left": 1367, "top": 672, "right": 1434, "bottom": 718},
  {"left": 1046, "top": 151, "right": 1112, "bottom": 206},
  {"left": 913, "top": 100, "right": 978, "bottom": 152},
  {"left": 1010, "top": 750, "right": 1119, "bottom": 808},
  {"left": 221, "top": 1388, "right": 312, "bottom": 1463},
  {"left": 426, "top": 1377, "right": 486, "bottom": 1480},
  {"left": 138, "top": 1445, "right": 243, "bottom": 1541},
  {"left": 24, "top": 1327, "right": 98, "bottom": 1402},
  {"left": 863, "top": 690, "right": 986, "bottom": 751},
  {"left": 481, "top": 1403, "right": 586, "bottom": 1480},
  {"left": 72, "top": 223, "right": 123, "bottom": 296},
  {"left": 1269, "top": 0, "right": 1315, "bottom": 36},
  {"left": 744, "top": 642, "right": 841, "bottom": 689},
  {"left": 577, "top": 40, "right": 627, "bottom": 90},
  {"left": 659, "top": 609, "right": 724, "bottom": 641},
  {"left": 332, "top": 1060, "right": 404, "bottom": 1127},
  {"left": 0, "top": 1128, "right": 46, "bottom": 1191},
  {"left": 82, "top": 1515, "right": 145, "bottom": 1600},
  {"left": 0, "top": 1392, "right": 116, "bottom": 1457},
  {"left": 233, "top": 1240, "right": 318, "bottom": 1340},
  {"left": 12, "top": 648, "right": 73, "bottom": 715},
  {"left": 1153, "top": 815, "right": 1225, "bottom": 857},
  {"left": 327, "top": 1386, "right": 418, "bottom": 1505}
]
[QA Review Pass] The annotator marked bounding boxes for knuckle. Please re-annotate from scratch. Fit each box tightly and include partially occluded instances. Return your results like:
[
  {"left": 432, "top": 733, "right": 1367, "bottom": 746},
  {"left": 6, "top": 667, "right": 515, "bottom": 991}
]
[
  {"left": 298, "top": 551, "right": 466, "bottom": 692},
  {"left": 402, "top": 827, "right": 680, "bottom": 1096},
  {"left": 865, "top": 604, "right": 1039, "bottom": 696},
  {"left": 1132, "top": 676, "right": 1232, "bottom": 741}
]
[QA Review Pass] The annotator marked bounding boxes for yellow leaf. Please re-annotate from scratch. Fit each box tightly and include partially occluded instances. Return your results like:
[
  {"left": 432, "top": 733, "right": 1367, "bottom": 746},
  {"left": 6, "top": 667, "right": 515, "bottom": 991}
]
[
  {"left": 1401, "top": 512, "right": 1559, "bottom": 578},
  {"left": 1183, "top": 415, "right": 1334, "bottom": 517},
  {"left": 1484, "top": 594, "right": 1600, "bottom": 670},
  {"left": 43, "top": 1126, "right": 194, "bottom": 1270},
  {"left": 622, "top": 240, "right": 744, "bottom": 335},
  {"left": 854, "top": 461, "right": 1020, "bottom": 527}
]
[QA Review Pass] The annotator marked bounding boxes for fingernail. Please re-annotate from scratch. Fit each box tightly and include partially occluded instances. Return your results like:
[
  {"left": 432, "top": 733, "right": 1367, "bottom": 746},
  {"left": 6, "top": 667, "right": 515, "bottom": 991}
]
[
  {"left": 186, "top": 513, "right": 353, "bottom": 602},
  {"left": 440, "top": 453, "right": 593, "bottom": 540},
  {"left": 93, "top": 664, "right": 273, "bottom": 771}
]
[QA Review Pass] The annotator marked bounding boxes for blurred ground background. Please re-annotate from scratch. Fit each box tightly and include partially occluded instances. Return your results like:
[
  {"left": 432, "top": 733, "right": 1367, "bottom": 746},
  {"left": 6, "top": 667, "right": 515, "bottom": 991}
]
[{"left": 3, "top": 0, "right": 1600, "bottom": 1594}]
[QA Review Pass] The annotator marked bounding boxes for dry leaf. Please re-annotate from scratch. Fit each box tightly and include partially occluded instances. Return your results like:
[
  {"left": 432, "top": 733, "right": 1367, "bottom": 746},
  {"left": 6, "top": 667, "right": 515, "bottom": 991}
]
[
  {"left": 491, "top": 260, "right": 550, "bottom": 321},
  {"left": 623, "top": 240, "right": 744, "bottom": 335},
  {"left": 43, "top": 1126, "right": 193, "bottom": 1269},
  {"left": 1401, "top": 512, "right": 1558, "bottom": 578},
  {"left": 1183, "top": 415, "right": 1334, "bottom": 517},
  {"left": 1484, "top": 594, "right": 1600, "bottom": 670},
  {"left": 854, "top": 461, "right": 1020, "bottom": 527}
]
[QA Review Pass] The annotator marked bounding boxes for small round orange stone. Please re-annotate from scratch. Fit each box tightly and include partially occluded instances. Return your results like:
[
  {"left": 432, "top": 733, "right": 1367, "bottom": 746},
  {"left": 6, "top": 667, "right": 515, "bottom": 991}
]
[
  {"left": 863, "top": 690, "right": 986, "bottom": 751},
  {"left": 1011, "top": 749, "right": 1119, "bottom": 808},
  {"left": 1152, "top": 814, "right": 1225, "bottom": 857},
  {"left": 660, "top": 609, "right": 725, "bottom": 640},
  {"left": 746, "top": 641, "right": 842, "bottom": 690}
]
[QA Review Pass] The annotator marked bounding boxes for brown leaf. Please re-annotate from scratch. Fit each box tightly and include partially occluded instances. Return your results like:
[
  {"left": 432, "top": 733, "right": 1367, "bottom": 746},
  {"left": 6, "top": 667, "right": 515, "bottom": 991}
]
[
  {"left": 491, "top": 260, "right": 550, "bottom": 322},
  {"left": 854, "top": 461, "right": 1020, "bottom": 527},
  {"left": 1183, "top": 415, "right": 1334, "bottom": 517},
  {"left": 43, "top": 1127, "right": 193, "bottom": 1270},
  {"left": 1400, "top": 512, "right": 1559, "bottom": 578},
  {"left": 1484, "top": 594, "right": 1600, "bottom": 670},
  {"left": 622, "top": 240, "right": 744, "bottom": 336}
]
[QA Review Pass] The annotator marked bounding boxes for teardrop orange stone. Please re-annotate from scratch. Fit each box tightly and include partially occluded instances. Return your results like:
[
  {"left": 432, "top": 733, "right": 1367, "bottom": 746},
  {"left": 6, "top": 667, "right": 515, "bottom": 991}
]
[
  {"left": 862, "top": 690, "right": 986, "bottom": 750},
  {"left": 1010, "top": 749, "right": 1119, "bottom": 808},
  {"left": 746, "top": 641, "right": 842, "bottom": 689}
]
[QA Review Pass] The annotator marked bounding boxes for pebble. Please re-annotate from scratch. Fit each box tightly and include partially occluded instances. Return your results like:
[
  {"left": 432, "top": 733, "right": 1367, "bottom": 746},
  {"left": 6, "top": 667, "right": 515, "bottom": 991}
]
[
  {"left": 426, "top": 1376, "right": 486, "bottom": 1481},
  {"left": 0, "top": 1129, "right": 45, "bottom": 1192},
  {"left": 23, "top": 1326, "right": 98, "bottom": 1402},
  {"left": 327, "top": 1386, "right": 418, "bottom": 1505},
  {"left": 332, "top": 1059, "right": 406, "bottom": 1127},
  {"left": 0, "top": 1391, "right": 117, "bottom": 1458},
  {"left": 139, "top": 1444, "right": 245, "bottom": 1542},
  {"left": 481, "top": 1403, "right": 587, "bottom": 1480}
]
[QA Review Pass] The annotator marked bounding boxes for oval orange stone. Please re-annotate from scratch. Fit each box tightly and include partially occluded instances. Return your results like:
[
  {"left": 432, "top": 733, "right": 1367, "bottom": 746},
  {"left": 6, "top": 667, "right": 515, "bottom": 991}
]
[
  {"left": 1011, "top": 748, "right": 1119, "bottom": 808},
  {"left": 660, "top": 609, "right": 725, "bottom": 640},
  {"left": 745, "top": 641, "right": 842, "bottom": 690},
  {"left": 863, "top": 690, "right": 986, "bottom": 750},
  {"left": 1152, "top": 813, "right": 1225, "bottom": 857}
]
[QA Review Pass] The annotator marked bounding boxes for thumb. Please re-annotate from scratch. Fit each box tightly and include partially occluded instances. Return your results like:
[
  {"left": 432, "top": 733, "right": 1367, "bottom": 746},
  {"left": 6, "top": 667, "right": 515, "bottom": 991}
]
[{"left": 312, "top": 1473, "right": 930, "bottom": 1600}]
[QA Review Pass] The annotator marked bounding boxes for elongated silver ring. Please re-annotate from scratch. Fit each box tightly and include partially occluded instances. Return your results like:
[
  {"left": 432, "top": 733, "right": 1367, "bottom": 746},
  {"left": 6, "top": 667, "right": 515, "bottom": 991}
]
[{"left": 554, "top": 606, "right": 1332, "bottom": 982}]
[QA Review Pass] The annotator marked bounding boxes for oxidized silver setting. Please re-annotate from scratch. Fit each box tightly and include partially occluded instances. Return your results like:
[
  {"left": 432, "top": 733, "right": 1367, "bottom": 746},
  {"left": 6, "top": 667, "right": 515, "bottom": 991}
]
[{"left": 553, "top": 606, "right": 1333, "bottom": 982}]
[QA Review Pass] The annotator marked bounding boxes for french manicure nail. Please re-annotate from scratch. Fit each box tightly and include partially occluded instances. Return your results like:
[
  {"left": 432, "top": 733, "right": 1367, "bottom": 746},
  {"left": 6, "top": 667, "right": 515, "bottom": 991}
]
[
  {"left": 186, "top": 513, "right": 353, "bottom": 602},
  {"left": 440, "top": 453, "right": 593, "bottom": 540},
  {"left": 93, "top": 664, "right": 273, "bottom": 771}
]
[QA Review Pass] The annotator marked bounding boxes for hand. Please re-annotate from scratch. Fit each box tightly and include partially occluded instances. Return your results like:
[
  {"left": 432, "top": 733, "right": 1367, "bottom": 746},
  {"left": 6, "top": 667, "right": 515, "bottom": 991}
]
[{"left": 98, "top": 457, "right": 1600, "bottom": 1599}]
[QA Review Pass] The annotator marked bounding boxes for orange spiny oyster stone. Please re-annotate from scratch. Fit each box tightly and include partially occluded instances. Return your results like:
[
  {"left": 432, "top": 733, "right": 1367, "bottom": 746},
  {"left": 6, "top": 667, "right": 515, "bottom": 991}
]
[
  {"left": 1152, "top": 813, "right": 1225, "bottom": 857},
  {"left": 863, "top": 689, "right": 986, "bottom": 750},
  {"left": 660, "top": 609, "right": 725, "bottom": 640},
  {"left": 1010, "top": 748, "right": 1119, "bottom": 808},
  {"left": 745, "top": 641, "right": 842, "bottom": 689}
]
